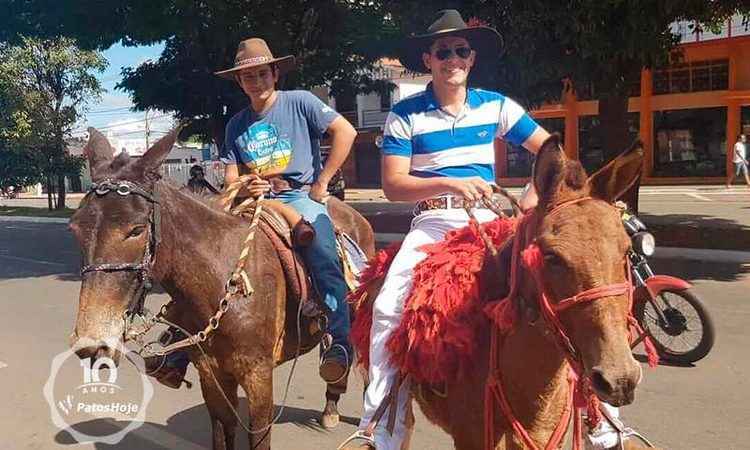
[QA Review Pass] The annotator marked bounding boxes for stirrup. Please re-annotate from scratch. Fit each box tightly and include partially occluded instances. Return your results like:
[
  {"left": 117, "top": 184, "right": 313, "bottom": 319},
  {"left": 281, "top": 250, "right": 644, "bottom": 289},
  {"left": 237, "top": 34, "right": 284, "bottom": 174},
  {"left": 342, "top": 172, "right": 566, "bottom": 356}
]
[
  {"left": 617, "top": 428, "right": 657, "bottom": 449},
  {"left": 337, "top": 429, "right": 375, "bottom": 450}
]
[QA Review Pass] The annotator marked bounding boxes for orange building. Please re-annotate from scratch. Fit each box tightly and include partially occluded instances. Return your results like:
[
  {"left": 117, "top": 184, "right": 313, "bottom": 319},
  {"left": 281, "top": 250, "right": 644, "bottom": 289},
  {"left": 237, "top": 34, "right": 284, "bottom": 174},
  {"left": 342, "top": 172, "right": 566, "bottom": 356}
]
[{"left": 498, "top": 19, "right": 750, "bottom": 186}]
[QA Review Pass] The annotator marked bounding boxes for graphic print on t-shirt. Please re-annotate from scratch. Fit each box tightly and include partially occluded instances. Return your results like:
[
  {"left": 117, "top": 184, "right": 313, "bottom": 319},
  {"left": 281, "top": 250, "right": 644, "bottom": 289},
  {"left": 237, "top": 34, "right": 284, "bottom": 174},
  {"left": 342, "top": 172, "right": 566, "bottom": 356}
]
[{"left": 234, "top": 122, "right": 293, "bottom": 175}]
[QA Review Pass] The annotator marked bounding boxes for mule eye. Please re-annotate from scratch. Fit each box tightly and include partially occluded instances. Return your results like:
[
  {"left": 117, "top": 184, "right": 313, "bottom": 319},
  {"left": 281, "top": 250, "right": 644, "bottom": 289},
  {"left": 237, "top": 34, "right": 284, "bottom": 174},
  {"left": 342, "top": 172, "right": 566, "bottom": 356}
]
[{"left": 127, "top": 225, "right": 147, "bottom": 239}]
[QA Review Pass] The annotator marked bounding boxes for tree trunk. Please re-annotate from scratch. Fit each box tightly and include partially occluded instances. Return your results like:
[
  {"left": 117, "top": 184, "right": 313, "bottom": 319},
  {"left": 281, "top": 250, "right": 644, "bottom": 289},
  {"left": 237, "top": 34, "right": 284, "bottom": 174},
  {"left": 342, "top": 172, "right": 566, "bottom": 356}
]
[
  {"left": 56, "top": 175, "right": 66, "bottom": 210},
  {"left": 597, "top": 93, "right": 641, "bottom": 213},
  {"left": 46, "top": 175, "right": 54, "bottom": 211}
]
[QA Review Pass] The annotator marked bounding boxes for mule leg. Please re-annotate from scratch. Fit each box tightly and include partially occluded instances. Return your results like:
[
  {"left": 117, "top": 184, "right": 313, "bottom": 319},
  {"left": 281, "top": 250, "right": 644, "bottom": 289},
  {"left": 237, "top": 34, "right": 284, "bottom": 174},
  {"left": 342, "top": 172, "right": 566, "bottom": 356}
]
[
  {"left": 321, "top": 389, "right": 341, "bottom": 429},
  {"left": 239, "top": 361, "right": 275, "bottom": 450},
  {"left": 195, "top": 361, "right": 239, "bottom": 450}
]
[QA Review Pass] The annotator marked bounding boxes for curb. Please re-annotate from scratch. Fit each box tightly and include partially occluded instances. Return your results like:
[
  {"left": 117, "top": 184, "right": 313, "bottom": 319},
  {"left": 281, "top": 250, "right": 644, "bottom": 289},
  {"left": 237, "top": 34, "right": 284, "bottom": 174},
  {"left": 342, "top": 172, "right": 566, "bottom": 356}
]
[
  {"left": 4, "top": 214, "right": 749, "bottom": 263},
  {"left": 0, "top": 216, "right": 70, "bottom": 224},
  {"left": 374, "top": 233, "right": 750, "bottom": 264}
]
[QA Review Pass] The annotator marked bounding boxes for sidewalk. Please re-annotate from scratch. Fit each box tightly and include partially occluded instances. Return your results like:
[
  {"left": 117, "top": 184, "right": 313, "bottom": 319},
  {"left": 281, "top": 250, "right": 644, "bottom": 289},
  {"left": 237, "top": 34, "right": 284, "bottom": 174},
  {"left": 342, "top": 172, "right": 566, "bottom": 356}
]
[
  {"left": 346, "top": 186, "right": 750, "bottom": 251},
  {"left": 6, "top": 186, "right": 750, "bottom": 251}
]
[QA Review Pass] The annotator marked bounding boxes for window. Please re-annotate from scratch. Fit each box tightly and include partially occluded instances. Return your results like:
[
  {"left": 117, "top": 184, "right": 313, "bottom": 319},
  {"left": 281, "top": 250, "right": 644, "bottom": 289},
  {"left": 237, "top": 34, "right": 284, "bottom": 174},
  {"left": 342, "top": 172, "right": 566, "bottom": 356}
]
[
  {"left": 505, "top": 118, "right": 565, "bottom": 178},
  {"left": 653, "top": 107, "right": 726, "bottom": 177},
  {"left": 653, "top": 59, "right": 729, "bottom": 94},
  {"left": 741, "top": 106, "right": 750, "bottom": 138},
  {"left": 380, "top": 88, "right": 392, "bottom": 110},
  {"left": 579, "top": 113, "right": 640, "bottom": 174}
]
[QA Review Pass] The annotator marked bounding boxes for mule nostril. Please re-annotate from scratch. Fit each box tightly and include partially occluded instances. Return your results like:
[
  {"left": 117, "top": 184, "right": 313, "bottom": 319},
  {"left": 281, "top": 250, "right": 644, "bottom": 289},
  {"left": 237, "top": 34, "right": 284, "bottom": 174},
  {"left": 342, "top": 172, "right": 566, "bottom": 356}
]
[{"left": 591, "top": 367, "right": 614, "bottom": 395}]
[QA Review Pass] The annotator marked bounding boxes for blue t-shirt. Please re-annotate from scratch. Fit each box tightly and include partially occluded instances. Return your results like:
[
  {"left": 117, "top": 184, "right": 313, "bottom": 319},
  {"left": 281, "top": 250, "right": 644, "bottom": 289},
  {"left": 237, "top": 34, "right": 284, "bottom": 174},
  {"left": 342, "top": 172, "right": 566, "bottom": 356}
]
[{"left": 221, "top": 90, "right": 340, "bottom": 187}]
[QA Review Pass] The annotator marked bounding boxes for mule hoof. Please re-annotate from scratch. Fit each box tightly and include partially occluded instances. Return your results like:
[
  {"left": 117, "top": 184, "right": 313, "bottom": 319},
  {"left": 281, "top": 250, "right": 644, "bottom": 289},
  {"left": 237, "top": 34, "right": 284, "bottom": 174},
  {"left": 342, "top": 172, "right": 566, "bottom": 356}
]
[
  {"left": 320, "top": 411, "right": 340, "bottom": 429},
  {"left": 319, "top": 400, "right": 340, "bottom": 429}
]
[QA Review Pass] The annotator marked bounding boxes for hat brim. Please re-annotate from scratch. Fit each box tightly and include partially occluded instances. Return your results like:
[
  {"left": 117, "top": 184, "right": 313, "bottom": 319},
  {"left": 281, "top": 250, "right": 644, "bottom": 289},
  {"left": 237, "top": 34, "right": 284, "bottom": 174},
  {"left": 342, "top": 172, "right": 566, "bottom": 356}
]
[
  {"left": 399, "top": 27, "right": 504, "bottom": 74},
  {"left": 214, "top": 55, "right": 296, "bottom": 80}
]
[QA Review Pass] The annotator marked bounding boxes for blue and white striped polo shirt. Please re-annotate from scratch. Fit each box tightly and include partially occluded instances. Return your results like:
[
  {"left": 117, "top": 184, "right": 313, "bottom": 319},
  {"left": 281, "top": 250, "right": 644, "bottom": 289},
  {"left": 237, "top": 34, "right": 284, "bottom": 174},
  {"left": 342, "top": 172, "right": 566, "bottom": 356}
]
[{"left": 382, "top": 83, "right": 539, "bottom": 182}]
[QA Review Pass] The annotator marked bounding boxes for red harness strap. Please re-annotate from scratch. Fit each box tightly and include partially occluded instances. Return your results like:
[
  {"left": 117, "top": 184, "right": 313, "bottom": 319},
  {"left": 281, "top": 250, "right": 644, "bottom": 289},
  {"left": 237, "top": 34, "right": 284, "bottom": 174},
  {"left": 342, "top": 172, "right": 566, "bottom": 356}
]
[{"left": 484, "top": 197, "right": 658, "bottom": 450}]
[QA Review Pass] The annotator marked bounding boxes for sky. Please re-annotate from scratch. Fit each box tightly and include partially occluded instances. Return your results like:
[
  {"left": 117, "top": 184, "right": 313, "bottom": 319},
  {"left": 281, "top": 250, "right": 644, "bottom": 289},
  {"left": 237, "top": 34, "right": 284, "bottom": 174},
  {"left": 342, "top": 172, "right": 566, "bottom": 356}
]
[{"left": 75, "top": 42, "right": 177, "bottom": 152}]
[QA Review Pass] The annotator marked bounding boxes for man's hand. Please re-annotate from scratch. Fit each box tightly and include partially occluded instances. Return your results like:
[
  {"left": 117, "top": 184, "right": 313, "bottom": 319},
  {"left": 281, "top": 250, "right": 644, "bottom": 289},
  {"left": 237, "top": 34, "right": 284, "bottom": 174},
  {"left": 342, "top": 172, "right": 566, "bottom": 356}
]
[
  {"left": 247, "top": 175, "right": 271, "bottom": 198},
  {"left": 309, "top": 179, "right": 329, "bottom": 203},
  {"left": 444, "top": 177, "right": 493, "bottom": 202}
]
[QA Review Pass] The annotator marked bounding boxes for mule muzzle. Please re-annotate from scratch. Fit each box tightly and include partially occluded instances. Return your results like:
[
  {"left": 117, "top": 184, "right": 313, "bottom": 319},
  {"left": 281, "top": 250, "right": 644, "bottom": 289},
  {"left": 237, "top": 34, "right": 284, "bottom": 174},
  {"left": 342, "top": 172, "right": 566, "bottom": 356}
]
[
  {"left": 69, "top": 332, "right": 123, "bottom": 367},
  {"left": 589, "top": 363, "right": 641, "bottom": 406}
]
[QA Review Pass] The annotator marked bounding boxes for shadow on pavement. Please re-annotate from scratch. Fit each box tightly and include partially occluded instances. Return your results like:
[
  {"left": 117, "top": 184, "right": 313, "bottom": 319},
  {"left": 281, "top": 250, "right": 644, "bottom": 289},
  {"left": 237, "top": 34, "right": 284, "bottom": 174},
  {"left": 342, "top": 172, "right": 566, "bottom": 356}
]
[
  {"left": 53, "top": 402, "right": 359, "bottom": 449},
  {"left": 650, "top": 257, "right": 750, "bottom": 283},
  {"left": 642, "top": 212, "right": 750, "bottom": 251}
]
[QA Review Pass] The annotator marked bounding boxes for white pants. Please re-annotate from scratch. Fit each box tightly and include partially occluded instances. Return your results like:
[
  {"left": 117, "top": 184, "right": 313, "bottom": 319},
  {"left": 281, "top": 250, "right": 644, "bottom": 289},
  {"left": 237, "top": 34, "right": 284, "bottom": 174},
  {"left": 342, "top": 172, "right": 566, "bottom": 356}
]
[
  {"left": 358, "top": 208, "right": 498, "bottom": 450},
  {"left": 357, "top": 208, "right": 624, "bottom": 450}
]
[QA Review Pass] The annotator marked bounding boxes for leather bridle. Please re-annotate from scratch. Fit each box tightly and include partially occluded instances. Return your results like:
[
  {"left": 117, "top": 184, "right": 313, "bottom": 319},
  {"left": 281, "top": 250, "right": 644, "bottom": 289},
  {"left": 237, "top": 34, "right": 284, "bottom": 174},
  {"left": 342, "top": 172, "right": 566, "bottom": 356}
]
[{"left": 79, "top": 179, "right": 161, "bottom": 320}]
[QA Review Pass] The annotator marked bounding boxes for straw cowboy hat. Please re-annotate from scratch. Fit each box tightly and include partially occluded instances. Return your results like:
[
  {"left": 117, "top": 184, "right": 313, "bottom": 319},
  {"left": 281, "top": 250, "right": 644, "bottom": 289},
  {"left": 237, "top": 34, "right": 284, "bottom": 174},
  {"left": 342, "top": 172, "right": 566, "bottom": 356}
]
[
  {"left": 215, "top": 38, "right": 295, "bottom": 80},
  {"left": 399, "top": 9, "right": 504, "bottom": 74}
]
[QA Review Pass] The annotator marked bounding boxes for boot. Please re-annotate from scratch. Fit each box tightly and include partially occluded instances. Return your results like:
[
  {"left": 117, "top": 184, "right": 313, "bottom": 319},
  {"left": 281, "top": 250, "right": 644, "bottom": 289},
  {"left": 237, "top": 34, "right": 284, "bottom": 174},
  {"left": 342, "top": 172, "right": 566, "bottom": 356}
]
[{"left": 292, "top": 219, "right": 316, "bottom": 247}]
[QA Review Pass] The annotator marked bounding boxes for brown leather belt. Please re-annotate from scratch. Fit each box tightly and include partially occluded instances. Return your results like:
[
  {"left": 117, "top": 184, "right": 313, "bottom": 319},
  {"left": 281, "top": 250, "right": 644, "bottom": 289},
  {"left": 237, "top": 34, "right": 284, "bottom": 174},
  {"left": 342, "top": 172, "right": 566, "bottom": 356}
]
[{"left": 415, "top": 196, "right": 483, "bottom": 214}]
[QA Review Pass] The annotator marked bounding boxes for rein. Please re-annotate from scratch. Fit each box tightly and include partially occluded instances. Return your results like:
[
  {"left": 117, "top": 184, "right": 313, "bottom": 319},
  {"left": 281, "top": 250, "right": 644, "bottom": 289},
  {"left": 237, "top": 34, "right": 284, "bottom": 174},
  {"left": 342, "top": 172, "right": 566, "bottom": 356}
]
[{"left": 481, "top": 197, "right": 657, "bottom": 450}]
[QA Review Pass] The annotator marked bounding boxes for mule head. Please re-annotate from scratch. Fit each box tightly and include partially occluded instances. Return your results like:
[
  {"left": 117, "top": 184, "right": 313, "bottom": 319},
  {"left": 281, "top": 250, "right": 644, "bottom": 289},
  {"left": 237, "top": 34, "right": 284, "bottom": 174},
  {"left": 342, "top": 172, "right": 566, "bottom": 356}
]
[
  {"left": 527, "top": 135, "right": 644, "bottom": 406},
  {"left": 68, "top": 127, "right": 179, "bottom": 363}
]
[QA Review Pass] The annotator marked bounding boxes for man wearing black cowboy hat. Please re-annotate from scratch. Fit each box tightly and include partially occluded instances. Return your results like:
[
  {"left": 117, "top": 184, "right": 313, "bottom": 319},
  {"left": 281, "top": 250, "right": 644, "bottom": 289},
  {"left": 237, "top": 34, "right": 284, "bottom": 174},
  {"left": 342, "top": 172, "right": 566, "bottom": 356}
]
[
  {"left": 348, "top": 10, "right": 652, "bottom": 450},
  {"left": 215, "top": 38, "right": 359, "bottom": 396}
]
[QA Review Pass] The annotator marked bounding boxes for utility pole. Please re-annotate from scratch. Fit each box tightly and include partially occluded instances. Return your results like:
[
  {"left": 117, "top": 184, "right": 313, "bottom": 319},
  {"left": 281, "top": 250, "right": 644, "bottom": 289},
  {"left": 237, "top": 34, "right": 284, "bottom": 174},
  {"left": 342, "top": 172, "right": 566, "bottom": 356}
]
[{"left": 145, "top": 109, "right": 151, "bottom": 149}]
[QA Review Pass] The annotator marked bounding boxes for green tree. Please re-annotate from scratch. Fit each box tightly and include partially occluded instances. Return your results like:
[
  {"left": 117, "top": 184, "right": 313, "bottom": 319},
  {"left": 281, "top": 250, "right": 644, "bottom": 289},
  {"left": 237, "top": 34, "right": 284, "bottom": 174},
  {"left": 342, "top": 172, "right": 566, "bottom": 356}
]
[
  {"left": 0, "top": 1, "right": 398, "bottom": 147},
  {"left": 0, "top": 37, "right": 105, "bottom": 209},
  {"left": 386, "top": 1, "right": 749, "bottom": 163}
]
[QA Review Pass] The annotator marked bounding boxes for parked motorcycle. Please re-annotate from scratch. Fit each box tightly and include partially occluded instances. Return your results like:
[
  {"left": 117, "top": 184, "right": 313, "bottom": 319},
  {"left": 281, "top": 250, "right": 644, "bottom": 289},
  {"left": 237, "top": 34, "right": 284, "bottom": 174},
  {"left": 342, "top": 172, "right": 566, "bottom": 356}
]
[{"left": 622, "top": 207, "right": 715, "bottom": 364}]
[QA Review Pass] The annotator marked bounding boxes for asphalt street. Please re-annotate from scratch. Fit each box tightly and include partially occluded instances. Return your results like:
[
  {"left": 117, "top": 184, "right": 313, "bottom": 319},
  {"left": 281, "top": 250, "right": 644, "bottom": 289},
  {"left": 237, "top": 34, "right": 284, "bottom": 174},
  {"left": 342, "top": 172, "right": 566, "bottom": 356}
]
[{"left": 1, "top": 218, "right": 749, "bottom": 449}]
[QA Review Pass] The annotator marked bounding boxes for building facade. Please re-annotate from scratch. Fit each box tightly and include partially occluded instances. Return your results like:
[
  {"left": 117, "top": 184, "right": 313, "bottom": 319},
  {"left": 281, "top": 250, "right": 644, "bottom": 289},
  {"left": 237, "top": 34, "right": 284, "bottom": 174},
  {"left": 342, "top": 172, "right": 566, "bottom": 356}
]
[{"left": 337, "top": 16, "right": 750, "bottom": 188}]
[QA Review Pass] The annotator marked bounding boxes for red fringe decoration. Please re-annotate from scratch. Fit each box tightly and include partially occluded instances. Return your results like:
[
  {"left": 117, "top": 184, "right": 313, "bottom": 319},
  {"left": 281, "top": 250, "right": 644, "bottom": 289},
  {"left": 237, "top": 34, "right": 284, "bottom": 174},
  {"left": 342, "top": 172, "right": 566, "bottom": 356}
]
[
  {"left": 348, "top": 242, "right": 402, "bottom": 369},
  {"left": 348, "top": 217, "right": 517, "bottom": 384}
]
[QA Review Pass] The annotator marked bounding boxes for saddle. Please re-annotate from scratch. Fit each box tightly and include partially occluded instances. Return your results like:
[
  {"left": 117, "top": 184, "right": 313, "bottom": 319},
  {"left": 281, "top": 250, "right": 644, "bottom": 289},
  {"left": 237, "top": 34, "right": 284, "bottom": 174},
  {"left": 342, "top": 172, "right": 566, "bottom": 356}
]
[{"left": 255, "top": 200, "right": 366, "bottom": 315}]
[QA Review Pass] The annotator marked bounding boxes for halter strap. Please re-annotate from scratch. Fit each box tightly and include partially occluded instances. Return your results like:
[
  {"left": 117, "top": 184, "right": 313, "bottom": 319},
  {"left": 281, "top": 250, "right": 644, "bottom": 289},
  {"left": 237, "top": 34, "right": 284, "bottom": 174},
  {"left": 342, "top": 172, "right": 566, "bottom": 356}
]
[
  {"left": 79, "top": 179, "right": 160, "bottom": 318},
  {"left": 484, "top": 196, "right": 647, "bottom": 450}
]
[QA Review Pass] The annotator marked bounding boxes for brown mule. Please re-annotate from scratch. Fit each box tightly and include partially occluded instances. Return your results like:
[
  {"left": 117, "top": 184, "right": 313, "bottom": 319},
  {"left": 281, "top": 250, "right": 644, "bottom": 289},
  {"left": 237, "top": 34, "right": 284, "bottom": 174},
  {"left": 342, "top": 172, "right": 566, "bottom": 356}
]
[
  {"left": 69, "top": 128, "right": 375, "bottom": 450},
  {"left": 349, "top": 136, "right": 658, "bottom": 450}
]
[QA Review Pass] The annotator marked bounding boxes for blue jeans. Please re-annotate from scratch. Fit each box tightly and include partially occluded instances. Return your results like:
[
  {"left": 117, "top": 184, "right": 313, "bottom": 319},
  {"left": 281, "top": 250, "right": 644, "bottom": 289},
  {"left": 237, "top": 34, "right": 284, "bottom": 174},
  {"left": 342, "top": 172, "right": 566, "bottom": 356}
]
[{"left": 271, "top": 190, "right": 352, "bottom": 362}]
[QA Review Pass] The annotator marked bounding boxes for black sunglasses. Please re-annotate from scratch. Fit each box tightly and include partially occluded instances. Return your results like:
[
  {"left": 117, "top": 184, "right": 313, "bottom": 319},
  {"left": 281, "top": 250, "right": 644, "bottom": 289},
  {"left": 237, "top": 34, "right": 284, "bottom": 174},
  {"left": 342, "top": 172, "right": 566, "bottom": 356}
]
[{"left": 433, "top": 47, "right": 472, "bottom": 61}]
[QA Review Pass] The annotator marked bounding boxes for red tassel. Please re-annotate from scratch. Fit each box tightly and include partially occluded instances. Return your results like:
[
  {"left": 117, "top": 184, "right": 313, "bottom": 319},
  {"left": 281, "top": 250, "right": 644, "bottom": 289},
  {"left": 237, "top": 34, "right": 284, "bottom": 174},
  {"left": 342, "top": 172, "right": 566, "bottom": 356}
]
[
  {"left": 643, "top": 336, "right": 660, "bottom": 368},
  {"left": 521, "top": 243, "right": 543, "bottom": 270}
]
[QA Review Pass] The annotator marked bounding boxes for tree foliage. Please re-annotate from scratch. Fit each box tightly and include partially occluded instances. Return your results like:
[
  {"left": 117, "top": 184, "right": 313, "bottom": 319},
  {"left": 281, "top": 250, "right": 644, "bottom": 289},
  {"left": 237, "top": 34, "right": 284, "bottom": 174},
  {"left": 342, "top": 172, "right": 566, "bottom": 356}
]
[
  {"left": 0, "top": 1, "right": 400, "bottom": 146},
  {"left": 0, "top": 37, "right": 105, "bottom": 209},
  {"left": 3, "top": 1, "right": 749, "bottom": 160}
]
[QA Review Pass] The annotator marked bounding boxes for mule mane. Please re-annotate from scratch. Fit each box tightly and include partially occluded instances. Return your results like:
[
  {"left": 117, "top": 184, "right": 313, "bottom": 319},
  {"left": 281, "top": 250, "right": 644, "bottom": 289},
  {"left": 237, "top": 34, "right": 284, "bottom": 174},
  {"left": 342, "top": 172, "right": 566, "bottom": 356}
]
[{"left": 93, "top": 154, "right": 244, "bottom": 223}]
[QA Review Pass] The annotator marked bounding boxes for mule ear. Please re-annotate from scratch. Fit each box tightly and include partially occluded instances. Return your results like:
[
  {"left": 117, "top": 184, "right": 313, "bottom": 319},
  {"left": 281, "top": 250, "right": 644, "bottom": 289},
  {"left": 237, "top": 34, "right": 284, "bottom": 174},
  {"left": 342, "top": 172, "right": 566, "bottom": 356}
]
[
  {"left": 84, "top": 128, "right": 115, "bottom": 180},
  {"left": 532, "top": 134, "right": 581, "bottom": 205},
  {"left": 587, "top": 140, "right": 644, "bottom": 203},
  {"left": 133, "top": 126, "right": 181, "bottom": 178}
]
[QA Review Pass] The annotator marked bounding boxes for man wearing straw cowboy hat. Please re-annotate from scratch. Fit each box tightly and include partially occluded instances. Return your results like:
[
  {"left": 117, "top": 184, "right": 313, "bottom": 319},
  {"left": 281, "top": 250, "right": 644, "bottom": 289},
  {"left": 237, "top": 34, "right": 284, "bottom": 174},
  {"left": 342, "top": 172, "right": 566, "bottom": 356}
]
[
  {"left": 215, "top": 38, "right": 358, "bottom": 392},
  {"left": 346, "top": 10, "right": 653, "bottom": 450}
]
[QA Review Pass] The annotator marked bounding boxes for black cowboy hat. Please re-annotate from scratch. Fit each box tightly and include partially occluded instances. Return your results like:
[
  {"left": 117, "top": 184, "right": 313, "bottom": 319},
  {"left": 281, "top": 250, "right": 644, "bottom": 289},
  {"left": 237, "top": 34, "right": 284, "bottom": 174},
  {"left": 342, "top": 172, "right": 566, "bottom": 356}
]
[
  {"left": 215, "top": 38, "right": 295, "bottom": 80},
  {"left": 399, "top": 9, "right": 504, "bottom": 74}
]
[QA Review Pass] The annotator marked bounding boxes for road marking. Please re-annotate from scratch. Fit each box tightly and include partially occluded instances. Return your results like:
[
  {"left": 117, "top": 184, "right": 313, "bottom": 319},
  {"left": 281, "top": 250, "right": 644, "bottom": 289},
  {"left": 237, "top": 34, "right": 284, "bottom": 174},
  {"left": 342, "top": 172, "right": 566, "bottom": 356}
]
[
  {"left": 0, "top": 254, "right": 67, "bottom": 267},
  {"left": 687, "top": 193, "right": 712, "bottom": 201}
]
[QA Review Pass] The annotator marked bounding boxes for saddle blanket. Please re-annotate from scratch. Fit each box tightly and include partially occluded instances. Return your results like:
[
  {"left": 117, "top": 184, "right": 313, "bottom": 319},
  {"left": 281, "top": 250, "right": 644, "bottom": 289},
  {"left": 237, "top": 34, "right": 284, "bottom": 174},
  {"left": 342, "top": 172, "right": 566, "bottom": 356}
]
[{"left": 349, "top": 217, "right": 517, "bottom": 384}]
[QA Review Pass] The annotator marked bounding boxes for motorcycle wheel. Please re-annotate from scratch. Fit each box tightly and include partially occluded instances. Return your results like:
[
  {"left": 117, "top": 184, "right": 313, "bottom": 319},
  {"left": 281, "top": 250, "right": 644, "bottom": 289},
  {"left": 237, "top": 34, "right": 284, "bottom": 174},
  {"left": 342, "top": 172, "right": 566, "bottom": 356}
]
[{"left": 634, "top": 288, "right": 715, "bottom": 364}]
